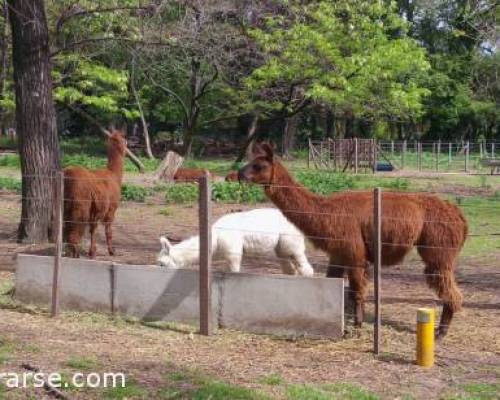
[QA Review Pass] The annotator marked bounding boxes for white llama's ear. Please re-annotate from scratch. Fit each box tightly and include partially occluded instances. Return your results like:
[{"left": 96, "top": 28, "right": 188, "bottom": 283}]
[{"left": 160, "top": 236, "right": 171, "bottom": 253}]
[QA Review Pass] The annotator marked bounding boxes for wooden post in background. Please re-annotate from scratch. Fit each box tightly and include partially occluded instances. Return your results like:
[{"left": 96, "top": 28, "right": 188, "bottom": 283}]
[
  {"left": 492, "top": 142, "right": 495, "bottom": 159},
  {"left": 51, "top": 171, "right": 64, "bottom": 317},
  {"left": 391, "top": 140, "right": 394, "bottom": 156},
  {"left": 199, "top": 174, "right": 213, "bottom": 335},
  {"left": 436, "top": 141, "right": 441, "bottom": 172},
  {"left": 373, "top": 187, "right": 382, "bottom": 355}
]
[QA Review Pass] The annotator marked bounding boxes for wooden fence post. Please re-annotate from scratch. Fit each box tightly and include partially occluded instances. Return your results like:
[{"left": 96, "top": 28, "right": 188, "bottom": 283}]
[
  {"left": 373, "top": 187, "right": 382, "bottom": 355},
  {"left": 199, "top": 174, "right": 213, "bottom": 335},
  {"left": 51, "top": 171, "right": 64, "bottom": 317},
  {"left": 307, "top": 139, "right": 311, "bottom": 169},
  {"left": 391, "top": 140, "right": 394, "bottom": 156},
  {"left": 492, "top": 142, "right": 495, "bottom": 159}
]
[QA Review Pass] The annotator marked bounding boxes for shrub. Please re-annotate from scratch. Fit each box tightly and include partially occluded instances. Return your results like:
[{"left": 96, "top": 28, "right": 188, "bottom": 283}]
[
  {"left": 0, "top": 177, "right": 21, "bottom": 193},
  {"left": 0, "top": 154, "right": 20, "bottom": 168},
  {"left": 165, "top": 183, "right": 199, "bottom": 204},
  {"left": 212, "top": 182, "right": 265, "bottom": 203},
  {"left": 296, "top": 170, "right": 356, "bottom": 194},
  {"left": 121, "top": 184, "right": 151, "bottom": 202}
]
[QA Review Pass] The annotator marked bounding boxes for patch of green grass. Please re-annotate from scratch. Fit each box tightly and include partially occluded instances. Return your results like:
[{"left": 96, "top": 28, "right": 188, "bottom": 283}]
[
  {"left": 258, "top": 373, "right": 285, "bottom": 386},
  {"left": 103, "top": 380, "right": 148, "bottom": 399},
  {"left": 156, "top": 387, "right": 183, "bottom": 399},
  {"left": 183, "top": 159, "right": 235, "bottom": 176},
  {"left": 192, "top": 380, "right": 270, "bottom": 400},
  {"left": 0, "top": 176, "right": 21, "bottom": 193},
  {"left": 449, "top": 383, "right": 500, "bottom": 400},
  {"left": 167, "top": 371, "right": 190, "bottom": 382},
  {"left": 158, "top": 207, "right": 171, "bottom": 216},
  {"left": 0, "top": 154, "right": 19, "bottom": 168},
  {"left": 0, "top": 338, "right": 15, "bottom": 365},
  {"left": 287, "top": 383, "right": 380, "bottom": 400},
  {"left": 65, "top": 356, "right": 100, "bottom": 371}
]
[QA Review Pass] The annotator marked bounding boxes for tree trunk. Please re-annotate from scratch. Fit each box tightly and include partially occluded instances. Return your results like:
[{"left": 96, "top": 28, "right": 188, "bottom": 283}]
[
  {"left": 235, "top": 114, "right": 259, "bottom": 163},
  {"left": 282, "top": 114, "right": 299, "bottom": 159},
  {"left": 9, "top": 0, "right": 60, "bottom": 243},
  {"left": 0, "top": 1, "right": 9, "bottom": 135}
]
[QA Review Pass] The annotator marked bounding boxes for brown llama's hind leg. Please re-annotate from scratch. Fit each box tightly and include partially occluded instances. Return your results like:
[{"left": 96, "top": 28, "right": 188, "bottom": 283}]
[
  {"left": 422, "top": 262, "right": 463, "bottom": 339},
  {"left": 103, "top": 216, "right": 115, "bottom": 256},
  {"left": 347, "top": 266, "right": 369, "bottom": 327},
  {"left": 67, "top": 222, "right": 85, "bottom": 258},
  {"left": 88, "top": 221, "right": 98, "bottom": 259}
]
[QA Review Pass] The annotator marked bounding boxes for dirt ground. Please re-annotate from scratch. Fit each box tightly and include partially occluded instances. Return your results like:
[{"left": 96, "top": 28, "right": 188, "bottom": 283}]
[{"left": 0, "top": 194, "right": 499, "bottom": 399}]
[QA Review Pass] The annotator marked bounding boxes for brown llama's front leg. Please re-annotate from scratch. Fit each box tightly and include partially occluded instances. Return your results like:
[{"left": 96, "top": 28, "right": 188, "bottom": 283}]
[
  {"left": 104, "top": 219, "right": 115, "bottom": 256},
  {"left": 88, "top": 221, "right": 98, "bottom": 259},
  {"left": 347, "top": 266, "right": 368, "bottom": 327},
  {"left": 326, "top": 257, "right": 345, "bottom": 278}
]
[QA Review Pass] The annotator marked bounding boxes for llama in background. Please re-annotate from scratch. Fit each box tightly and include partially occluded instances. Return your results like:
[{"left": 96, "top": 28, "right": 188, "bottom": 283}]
[
  {"left": 238, "top": 143, "right": 468, "bottom": 338},
  {"left": 63, "top": 130, "right": 127, "bottom": 258},
  {"left": 174, "top": 168, "right": 211, "bottom": 183},
  {"left": 158, "top": 208, "right": 314, "bottom": 276}
]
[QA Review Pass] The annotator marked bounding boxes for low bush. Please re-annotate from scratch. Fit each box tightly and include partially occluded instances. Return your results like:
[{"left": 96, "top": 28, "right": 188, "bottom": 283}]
[
  {"left": 212, "top": 182, "right": 265, "bottom": 203},
  {"left": 0, "top": 154, "right": 20, "bottom": 168},
  {"left": 0, "top": 177, "right": 21, "bottom": 193},
  {"left": 165, "top": 183, "right": 199, "bottom": 204},
  {"left": 121, "top": 184, "right": 151, "bottom": 202}
]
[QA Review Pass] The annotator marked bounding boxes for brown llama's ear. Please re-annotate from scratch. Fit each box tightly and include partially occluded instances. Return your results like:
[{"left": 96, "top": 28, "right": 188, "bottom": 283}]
[
  {"left": 260, "top": 142, "right": 274, "bottom": 161},
  {"left": 250, "top": 142, "right": 263, "bottom": 157}
]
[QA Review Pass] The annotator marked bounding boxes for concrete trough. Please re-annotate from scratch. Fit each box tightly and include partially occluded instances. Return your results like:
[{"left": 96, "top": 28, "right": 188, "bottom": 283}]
[{"left": 15, "top": 254, "right": 344, "bottom": 338}]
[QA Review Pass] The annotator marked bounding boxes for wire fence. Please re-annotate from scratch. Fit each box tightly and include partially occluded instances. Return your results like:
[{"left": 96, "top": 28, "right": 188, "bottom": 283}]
[{"left": 0, "top": 172, "right": 499, "bottom": 363}]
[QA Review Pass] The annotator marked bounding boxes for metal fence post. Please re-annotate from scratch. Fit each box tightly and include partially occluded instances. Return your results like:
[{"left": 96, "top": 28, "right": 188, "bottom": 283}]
[
  {"left": 465, "top": 141, "right": 470, "bottom": 173},
  {"left": 373, "top": 187, "right": 382, "bottom": 355},
  {"left": 354, "top": 138, "right": 358, "bottom": 174},
  {"left": 401, "top": 140, "right": 406, "bottom": 170},
  {"left": 51, "top": 171, "right": 64, "bottom": 317},
  {"left": 199, "top": 174, "right": 213, "bottom": 335}
]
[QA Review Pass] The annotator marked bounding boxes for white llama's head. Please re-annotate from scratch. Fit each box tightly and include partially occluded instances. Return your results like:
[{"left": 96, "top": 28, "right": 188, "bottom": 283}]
[{"left": 157, "top": 236, "right": 180, "bottom": 268}]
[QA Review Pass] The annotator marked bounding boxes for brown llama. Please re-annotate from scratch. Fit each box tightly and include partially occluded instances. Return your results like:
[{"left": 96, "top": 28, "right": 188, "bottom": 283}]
[
  {"left": 63, "top": 130, "right": 128, "bottom": 258},
  {"left": 174, "top": 168, "right": 211, "bottom": 183},
  {"left": 238, "top": 143, "right": 468, "bottom": 338},
  {"left": 225, "top": 171, "right": 239, "bottom": 182}
]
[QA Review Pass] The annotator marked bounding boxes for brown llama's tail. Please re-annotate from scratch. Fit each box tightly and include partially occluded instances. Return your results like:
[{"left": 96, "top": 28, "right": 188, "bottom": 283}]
[{"left": 424, "top": 264, "right": 463, "bottom": 313}]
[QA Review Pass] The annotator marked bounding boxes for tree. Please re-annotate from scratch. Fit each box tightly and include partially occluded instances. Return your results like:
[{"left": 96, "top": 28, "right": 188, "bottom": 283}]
[{"left": 8, "top": 0, "right": 60, "bottom": 242}]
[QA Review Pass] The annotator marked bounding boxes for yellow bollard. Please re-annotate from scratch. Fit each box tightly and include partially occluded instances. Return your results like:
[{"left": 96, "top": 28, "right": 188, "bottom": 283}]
[{"left": 416, "top": 308, "right": 435, "bottom": 367}]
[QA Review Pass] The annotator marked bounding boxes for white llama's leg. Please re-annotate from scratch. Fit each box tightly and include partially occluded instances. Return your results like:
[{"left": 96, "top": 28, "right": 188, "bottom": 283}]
[
  {"left": 292, "top": 253, "right": 314, "bottom": 277},
  {"left": 226, "top": 252, "right": 242, "bottom": 273}
]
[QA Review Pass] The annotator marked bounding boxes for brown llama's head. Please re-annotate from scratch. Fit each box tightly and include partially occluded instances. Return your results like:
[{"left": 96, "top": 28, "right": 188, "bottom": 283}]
[
  {"left": 108, "top": 129, "right": 128, "bottom": 156},
  {"left": 238, "top": 142, "right": 276, "bottom": 185}
]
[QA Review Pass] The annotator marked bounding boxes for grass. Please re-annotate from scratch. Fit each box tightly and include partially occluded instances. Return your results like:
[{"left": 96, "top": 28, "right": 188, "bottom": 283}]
[
  {"left": 0, "top": 337, "right": 15, "bottom": 365},
  {"left": 65, "top": 356, "right": 101, "bottom": 371},
  {"left": 287, "top": 383, "right": 380, "bottom": 400},
  {"left": 103, "top": 380, "right": 148, "bottom": 399},
  {"left": 445, "top": 383, "right": 500, "bottom": 400},
  {"left": 258, "top": 373, "right": 285, "bottom": 386}
]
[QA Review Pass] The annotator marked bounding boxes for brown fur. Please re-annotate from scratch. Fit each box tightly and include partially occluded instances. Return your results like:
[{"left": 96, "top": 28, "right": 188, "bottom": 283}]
[
  {"left": 63, "top": 130, "right": 127, "bottom": 258},
  {"left": 239, "top": 143, "right": 468, "bottom": 338},
  {"left": 225, "top": 171, "right": 239, "bottom": 182},
  {"left": 174, "top": 168, "right": 211, "bottom": 183}
]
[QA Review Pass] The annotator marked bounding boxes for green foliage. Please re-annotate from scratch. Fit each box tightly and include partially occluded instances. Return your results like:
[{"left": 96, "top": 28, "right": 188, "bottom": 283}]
[
  {"left": 212, "top": 182, "right": 265, "bottom": 203},
  {"left": 65, "top": 356, "right": 100, "bottom": 371},
  {"left": 248, "top": 0, "right": 430, "bottom": 120},
  {"left": 446, "top": 383, "right": 500, "bottom": 400},
  {"left": 0, "top": 177, "right": 21, "bottom": 193},
  {"left": 296, "top": 171, "right": 356, "bottom": 194},
  {"left": 165, "top": 184, "right": 198, "bottom": 204},
  {"left": 258, "top": 373, "right": 285, "bottom": 386},
  {"left": 103, "top": 380, "right": 148, "bottom": 399},
  {"left": 121, "top": 184, "right": 151, "bottom": 202}
]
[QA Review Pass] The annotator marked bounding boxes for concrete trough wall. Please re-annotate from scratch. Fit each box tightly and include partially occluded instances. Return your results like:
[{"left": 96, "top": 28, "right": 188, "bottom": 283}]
[{"left": 16, "top": 254, "right": 344, "bottom": 338}]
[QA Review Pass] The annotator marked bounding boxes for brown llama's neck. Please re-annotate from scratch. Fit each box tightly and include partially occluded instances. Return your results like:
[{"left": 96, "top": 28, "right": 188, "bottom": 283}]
[
  {"left": 265, "top": 162, "right": 327, "bottom": 237},
  {"left": 107, "top": 146, "right": 125, "bottom": 183}
]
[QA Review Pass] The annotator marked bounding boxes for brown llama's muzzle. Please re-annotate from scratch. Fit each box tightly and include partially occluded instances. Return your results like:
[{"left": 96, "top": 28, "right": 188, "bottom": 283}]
[{"left": 237, "top": 166, "right": 251, "bottom": 183}]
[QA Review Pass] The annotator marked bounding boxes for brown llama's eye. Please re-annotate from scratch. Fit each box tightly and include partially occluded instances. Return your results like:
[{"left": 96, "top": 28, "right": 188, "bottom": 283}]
[{"left": 253, "top": 164, "right": 262, "bottom": 172}]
